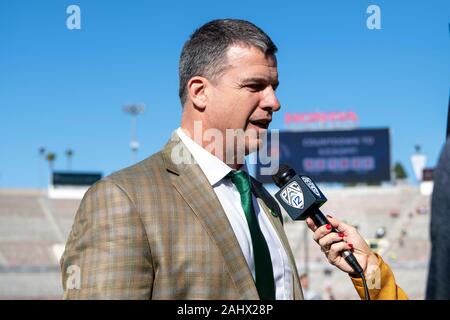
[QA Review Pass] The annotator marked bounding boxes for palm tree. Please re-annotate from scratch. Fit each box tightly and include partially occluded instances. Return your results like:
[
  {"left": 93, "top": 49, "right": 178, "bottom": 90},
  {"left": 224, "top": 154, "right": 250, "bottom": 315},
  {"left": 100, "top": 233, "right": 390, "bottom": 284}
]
[
  {"left": 46, "top": 152, "right": 56, "bottom": 173},
  {"left": 65, "top": 149, "right": 74, "bottom": 171},
  {"left": 37, "top": 147, "right": 46, "bottom": 188}
]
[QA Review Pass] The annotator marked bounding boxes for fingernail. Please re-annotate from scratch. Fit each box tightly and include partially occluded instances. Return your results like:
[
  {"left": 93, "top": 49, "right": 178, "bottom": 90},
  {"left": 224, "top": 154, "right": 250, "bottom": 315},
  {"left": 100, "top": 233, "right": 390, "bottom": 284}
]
[
  {"left": 348, "top": 243, "right": 353, "bottom": 249},
  {"left": 338, "top": 232, "right": 345, "bottom": 237},
  {"left": 326, "top": 224, "right": 332, "bottom": 230}
]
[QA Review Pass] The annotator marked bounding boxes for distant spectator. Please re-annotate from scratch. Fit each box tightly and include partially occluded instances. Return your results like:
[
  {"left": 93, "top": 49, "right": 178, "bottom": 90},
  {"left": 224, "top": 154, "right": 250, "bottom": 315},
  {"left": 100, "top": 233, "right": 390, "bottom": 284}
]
[
  {"left": 398, "top": 237, "right": 405, "bottom": 248},
  {"left": 299, "top": 273, "right": 322, "bottom": 300},
  {"left": 426, "top": 139, "right": 450, "bottom": 299},
  {"left": 324, "top": 284, "right": 336, "bottom": 300}
]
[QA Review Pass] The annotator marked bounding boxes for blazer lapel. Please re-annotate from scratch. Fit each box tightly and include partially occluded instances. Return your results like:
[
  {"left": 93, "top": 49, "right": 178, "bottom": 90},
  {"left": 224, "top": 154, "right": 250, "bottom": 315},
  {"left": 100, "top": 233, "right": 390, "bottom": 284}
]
[{"left": 161, "top": 133, "right": 259, "bottom": 299}]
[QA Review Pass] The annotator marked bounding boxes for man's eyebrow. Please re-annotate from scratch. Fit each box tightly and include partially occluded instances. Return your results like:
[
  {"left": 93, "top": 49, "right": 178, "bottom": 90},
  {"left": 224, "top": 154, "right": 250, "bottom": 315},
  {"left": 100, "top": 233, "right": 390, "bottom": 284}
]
[{"left": 241, "top": 77, "right": 280, "bottom": 87}]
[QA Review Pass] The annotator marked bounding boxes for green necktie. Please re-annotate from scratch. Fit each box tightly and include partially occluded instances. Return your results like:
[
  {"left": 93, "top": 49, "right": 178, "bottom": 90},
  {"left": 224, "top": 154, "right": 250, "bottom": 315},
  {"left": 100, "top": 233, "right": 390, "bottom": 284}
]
[{"left": 227, "top": 170, "right": 275, "bottom": 300}]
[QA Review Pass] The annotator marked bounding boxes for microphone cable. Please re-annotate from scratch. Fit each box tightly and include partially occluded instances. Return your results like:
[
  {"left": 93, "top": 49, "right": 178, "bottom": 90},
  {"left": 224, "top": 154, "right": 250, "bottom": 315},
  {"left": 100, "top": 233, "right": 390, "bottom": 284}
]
[{"left": 361, "top": 273, "right": 371, "bottom": 300}]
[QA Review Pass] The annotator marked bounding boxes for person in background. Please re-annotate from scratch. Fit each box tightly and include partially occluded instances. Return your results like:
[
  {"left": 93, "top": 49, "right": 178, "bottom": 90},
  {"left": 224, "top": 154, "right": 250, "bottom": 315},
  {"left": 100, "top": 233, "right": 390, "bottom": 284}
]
[
  {"left": 324, "top": 284, "right": 336, "bottom": 300},
  {"left": 426, "top": 137, "right": 450, "bottom": 299},
  {"left": 299, "top": 273, "right": 322, "bottom": 300}
]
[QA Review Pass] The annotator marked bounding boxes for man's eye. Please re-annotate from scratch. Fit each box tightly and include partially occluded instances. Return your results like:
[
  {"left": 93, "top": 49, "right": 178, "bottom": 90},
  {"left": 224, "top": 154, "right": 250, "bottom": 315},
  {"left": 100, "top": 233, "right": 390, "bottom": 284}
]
[{"left": 247, "top": 84, "right": 265, "bottom": 91}]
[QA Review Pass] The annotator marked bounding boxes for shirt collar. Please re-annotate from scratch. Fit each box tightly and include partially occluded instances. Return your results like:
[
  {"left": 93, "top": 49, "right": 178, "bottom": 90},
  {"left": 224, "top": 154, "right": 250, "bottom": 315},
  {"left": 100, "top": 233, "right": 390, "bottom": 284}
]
[{"left": 177, "top": 127, "right": 249, "bottom": 186}]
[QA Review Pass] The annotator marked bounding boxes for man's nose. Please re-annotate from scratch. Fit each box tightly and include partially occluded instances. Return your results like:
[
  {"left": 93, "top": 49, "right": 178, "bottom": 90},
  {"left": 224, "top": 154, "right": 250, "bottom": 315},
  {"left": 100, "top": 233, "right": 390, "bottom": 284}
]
[{"left": 262, "top": 86, "right": 281, "bottom": 112}]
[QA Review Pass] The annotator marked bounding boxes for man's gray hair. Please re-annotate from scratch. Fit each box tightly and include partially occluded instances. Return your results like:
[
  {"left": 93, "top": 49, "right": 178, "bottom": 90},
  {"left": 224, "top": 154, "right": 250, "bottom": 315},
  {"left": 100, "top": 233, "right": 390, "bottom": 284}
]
[{"left": 179, "top": 19, "right": 278, "bottom": 106}]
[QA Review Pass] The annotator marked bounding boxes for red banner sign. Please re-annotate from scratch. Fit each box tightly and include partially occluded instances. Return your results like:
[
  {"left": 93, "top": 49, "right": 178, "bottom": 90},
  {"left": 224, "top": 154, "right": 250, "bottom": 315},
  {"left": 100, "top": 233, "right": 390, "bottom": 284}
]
[{"left": 284, "top": 111, "right": 359, "bottom": 125}]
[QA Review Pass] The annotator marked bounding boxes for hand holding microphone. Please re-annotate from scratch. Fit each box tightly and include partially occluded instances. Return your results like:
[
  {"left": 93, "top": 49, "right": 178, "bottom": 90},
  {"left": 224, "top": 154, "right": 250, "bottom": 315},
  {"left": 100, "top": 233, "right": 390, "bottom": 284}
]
[
  {"left": 305, "top": 215, "right": 378, "bottom": 278},
  {"left": 272, "top": 164, "right": 377, "bottom": 300}
]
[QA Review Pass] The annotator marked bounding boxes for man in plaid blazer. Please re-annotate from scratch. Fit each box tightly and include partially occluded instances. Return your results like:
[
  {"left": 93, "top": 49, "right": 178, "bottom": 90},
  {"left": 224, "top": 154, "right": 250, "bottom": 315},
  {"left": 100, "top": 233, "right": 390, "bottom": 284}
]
[{"left": 61, "top": 19, "right": 304, "bottom": 299}]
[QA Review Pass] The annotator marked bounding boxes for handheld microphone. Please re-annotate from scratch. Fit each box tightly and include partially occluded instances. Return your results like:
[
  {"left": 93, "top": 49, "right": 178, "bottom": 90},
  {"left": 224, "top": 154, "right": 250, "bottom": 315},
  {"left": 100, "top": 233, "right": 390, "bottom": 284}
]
[{"left": 272, "top": 164, "right": 370, "bottom": 299}]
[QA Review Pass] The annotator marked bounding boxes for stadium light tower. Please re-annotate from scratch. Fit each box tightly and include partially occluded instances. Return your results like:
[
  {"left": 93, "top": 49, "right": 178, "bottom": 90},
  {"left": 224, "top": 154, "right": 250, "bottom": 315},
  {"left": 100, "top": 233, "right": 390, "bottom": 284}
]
[
  {"left": 123, "top": 103, "right": 146, "bottom": 164},
  {"left": 38, "top": 146, "right": 46, "bottom": 188},
  {"left": 46, "top": 152, "right": 57, "bottom": 187},
  {"left": 410, "top": 144, "right": 427, "bottom": 183}
]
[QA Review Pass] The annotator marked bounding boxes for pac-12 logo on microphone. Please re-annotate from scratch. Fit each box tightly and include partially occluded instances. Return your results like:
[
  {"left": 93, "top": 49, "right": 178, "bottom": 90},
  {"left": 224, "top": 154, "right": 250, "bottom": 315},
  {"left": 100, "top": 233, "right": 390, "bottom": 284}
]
[
  {"left": 301, "top": 176, "right": 321, "bottom": 197},
  {"left": 280, "top": 181, "right": 304, "bottom": 209}
]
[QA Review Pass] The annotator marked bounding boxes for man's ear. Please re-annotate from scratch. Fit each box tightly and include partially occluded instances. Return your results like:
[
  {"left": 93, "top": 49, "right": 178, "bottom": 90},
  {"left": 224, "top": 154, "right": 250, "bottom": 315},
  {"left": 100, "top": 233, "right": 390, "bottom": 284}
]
[{"left": 187, "top": 76, "right": 208, "bottom": 111}]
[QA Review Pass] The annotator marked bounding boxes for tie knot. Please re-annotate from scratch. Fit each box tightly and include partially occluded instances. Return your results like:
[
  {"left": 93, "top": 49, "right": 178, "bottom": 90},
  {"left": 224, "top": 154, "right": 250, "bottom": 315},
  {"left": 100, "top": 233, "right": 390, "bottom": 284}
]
[{"left": 227, "top": 170, "right": 251, "bottom": 193}]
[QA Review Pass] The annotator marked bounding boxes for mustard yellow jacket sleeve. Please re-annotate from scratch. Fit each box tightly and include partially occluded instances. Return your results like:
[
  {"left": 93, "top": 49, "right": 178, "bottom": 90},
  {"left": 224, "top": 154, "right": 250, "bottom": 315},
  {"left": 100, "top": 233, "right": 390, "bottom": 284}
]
[{"left": 350, "top": 254, "right": 408, "bottom": 300}]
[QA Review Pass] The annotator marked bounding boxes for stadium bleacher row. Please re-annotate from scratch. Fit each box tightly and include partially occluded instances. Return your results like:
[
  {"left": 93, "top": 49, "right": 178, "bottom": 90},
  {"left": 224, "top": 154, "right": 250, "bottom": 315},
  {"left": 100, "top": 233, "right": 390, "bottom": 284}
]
[
  {"left": 0, "top": 190, "right": 79, "bottom": 299},
  {"left": 0, "top": 185, "right": 431, "bottom": 299}
]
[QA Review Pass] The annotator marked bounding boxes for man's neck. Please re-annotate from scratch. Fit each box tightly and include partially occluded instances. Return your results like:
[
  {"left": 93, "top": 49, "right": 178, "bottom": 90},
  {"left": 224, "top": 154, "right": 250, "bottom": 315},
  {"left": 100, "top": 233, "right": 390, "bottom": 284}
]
[{"left": 179, "top": 125, "right": 245, "bottom": 171}]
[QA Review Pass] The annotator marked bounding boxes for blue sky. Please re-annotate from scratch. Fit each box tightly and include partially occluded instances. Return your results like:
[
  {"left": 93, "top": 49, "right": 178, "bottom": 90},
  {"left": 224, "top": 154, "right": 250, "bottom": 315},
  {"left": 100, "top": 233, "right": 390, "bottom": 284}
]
[{"left": 0, "top": 0, "right": 449, "bottom": 188}]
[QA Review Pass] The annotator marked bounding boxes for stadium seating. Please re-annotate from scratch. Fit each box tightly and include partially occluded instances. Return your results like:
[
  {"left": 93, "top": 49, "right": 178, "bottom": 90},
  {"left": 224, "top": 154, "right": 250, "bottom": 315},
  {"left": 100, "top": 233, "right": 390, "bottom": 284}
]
[{"left": 0, "top": 185, "right": 431, "bottom": 299}]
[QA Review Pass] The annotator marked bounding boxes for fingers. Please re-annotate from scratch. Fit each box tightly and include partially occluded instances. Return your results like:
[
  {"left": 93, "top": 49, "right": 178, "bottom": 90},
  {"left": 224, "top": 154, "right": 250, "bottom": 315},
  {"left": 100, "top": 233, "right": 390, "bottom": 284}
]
[
  {"left": 318, "top": 231, "right": 345, "bottom": 249},
  {"left": 324, "top": 215, "right": 342, "bottom": 230},
  {"left": 305, "top": 217, "right": 317, "bottom": 232},
  {"left": 313, "top": 223, "right": 333, "bottom": 243},
  {"left": 326, "top": 215, "right": 355, "bottom": 235},
  {"left": 327, "top": 241, "right": 353, "bottom": 264},
  {"left": 306, "top": 214, "right": 342, "bottom": 233},
  {"left": 307, "top": 214, "right": 356, "bottom": 258}
]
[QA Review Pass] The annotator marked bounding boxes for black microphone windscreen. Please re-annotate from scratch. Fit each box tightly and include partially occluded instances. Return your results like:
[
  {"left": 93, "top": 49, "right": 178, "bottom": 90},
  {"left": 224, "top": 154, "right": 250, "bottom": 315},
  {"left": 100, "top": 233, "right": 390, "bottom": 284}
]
[{"left": 272, "top": 164, "right": 296, "bottom": 188}]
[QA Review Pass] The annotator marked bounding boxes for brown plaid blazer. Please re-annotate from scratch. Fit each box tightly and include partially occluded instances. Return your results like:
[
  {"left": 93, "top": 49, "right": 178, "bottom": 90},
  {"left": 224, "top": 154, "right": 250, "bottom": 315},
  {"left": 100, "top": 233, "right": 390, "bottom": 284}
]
[{"left": 61, "top": 132, "right": 304, "bottom": 299}]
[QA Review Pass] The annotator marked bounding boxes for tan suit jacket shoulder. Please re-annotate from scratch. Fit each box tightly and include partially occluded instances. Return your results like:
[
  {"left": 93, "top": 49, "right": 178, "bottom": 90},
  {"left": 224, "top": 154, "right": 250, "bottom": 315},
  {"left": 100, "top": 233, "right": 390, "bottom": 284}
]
[{"left": 61, "top": 133, "right": 303, "bottom": 299}]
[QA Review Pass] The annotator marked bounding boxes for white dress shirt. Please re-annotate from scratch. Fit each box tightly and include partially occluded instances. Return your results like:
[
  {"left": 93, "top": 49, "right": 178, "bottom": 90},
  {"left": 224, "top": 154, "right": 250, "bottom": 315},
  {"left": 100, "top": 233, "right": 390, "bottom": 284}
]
[{"left": 176, "top": 127, "right": 293, "bottom": 300}]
